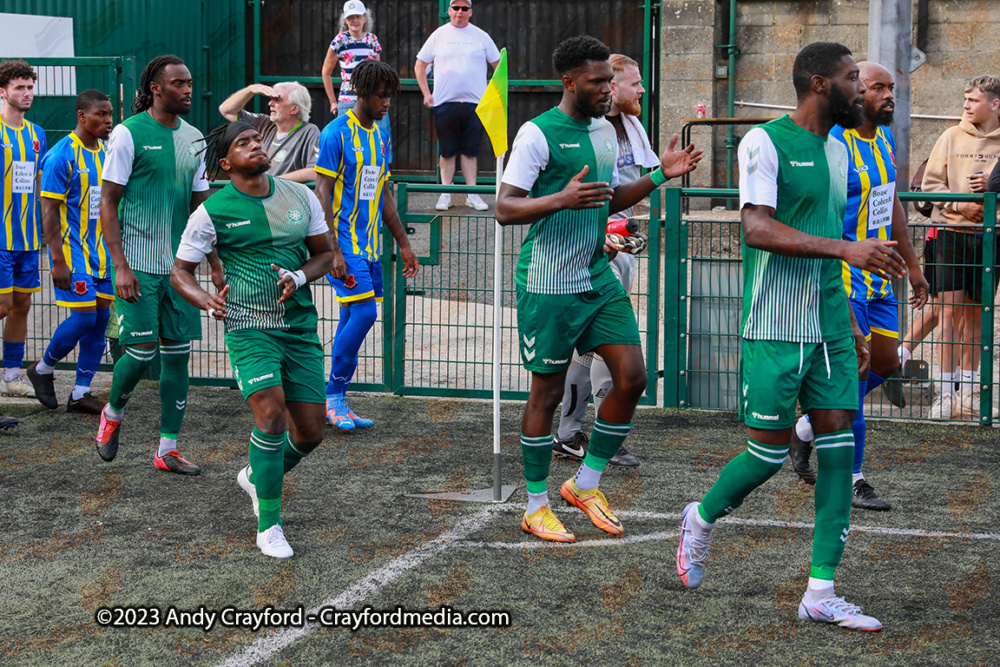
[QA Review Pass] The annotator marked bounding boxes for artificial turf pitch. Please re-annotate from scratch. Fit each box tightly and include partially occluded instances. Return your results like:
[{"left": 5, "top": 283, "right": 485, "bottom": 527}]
[{"left": 1, "top": 381, "right": 997, "bottom": 666}]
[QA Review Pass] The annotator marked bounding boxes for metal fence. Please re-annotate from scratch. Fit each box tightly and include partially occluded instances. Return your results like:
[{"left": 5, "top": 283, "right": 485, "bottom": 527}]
[
  {"left": 662, "top": 188, "right": 999, "bottom": 425},
  {"left": 15, "top": 183, "right": 1000, "bottom": 426}
]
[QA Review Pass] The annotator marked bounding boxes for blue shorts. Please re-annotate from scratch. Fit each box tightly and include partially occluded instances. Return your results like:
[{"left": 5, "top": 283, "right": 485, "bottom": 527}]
[
  {"left": 850, "top": 295, "right": 899, "bottom": 340},
  {"left": 0, "top": 250, "right": 40, "bottom": 294},
  {"left": 54, "top": 272, "right": 113, "bottom": 308},
  {"left": 327, "top": 255, "right": 383, "bottom": 304}
]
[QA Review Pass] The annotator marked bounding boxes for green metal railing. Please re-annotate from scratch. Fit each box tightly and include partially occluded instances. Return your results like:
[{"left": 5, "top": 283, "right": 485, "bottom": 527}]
[{"left": 662, "top": 187, "right": 999, "bottom": 425}]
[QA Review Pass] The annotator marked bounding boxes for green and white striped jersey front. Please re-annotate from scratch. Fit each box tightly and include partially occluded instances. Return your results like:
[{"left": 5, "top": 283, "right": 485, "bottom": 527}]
[
  {"left": 176, "top": 177, "right": 329, "bottom": 332},
  {"left": 502, "top": 107, "right": 620, "bottom": 294},
  {"left": 737, "top": 115, "right": 852, "bottom": 343},
  {"left": 102, "top": 111, "right": 209, "bottom": 275}
]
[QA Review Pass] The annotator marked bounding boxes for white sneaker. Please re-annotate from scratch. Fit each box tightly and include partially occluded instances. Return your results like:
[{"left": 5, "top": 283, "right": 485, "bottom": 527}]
[
  {"left": 467, "top": 193, "right": 490, "bottom": 211},
  {"left": 257, "top": 524, "right": 293, "bottom": 559},
  {"left": 435, "top": 193, "right": 451, "bottom": 211},
  {"left": 237, "top": 465, "right": 259, "bottom": 517},
  {"left": 798, "top": 595, "right": 882, "bottom": 631},
  {"left": 928, "top": 392, "right": 954, "bottom": 420},
  {"left": 0, "top": 375, "right": 36, "bottom": 398}
]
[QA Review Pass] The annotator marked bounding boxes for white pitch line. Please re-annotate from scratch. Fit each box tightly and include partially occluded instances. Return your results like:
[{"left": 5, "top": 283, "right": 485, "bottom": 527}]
[
  {"left": 452, "top": 530, "right": 680, "bottom": 550},
  {"left": 215, "top": 505, "right": 503, "bottom": 667},
  {"left": 495, "top": 503, "right": 1000, "bottom": 541}
]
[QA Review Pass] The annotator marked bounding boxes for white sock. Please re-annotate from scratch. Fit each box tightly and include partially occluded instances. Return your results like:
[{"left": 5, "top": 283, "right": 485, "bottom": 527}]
[
  {"left": 690, "top": 503, "right": 716, "bottom": 535},
  {"left": 898, "top": 345, "right": 911, "bottom": 367},
  {"left": 103, "top": 404, "right": 124, "bottom": 421},
  {"left": 35, "top": 359, "right": 55, "bottom": 375},
  {"left": 852, "top": 472, "right": 864, "bottom": 485},
  {"left": 961, "top": 370, "right": 974, "bottom": 391},
  {"left": 527, "top": 491, "right": 548, "bottom": 514},
  {"left": 573, "top": 462, "right": 602, "bottom": 491},
  {"left": 803, "top": 577, "right": 835, "bottom": 605},
  {"left": 158, "top": 437, "right": 176, "bottom": 457},
  {"left": 795, "top": 415, "right": 814, "bottom": 443},
  {"left": 72, "top": 384, "right": 90, "bottom": 401},
  {"left": 941, "top": 372, "right": 955, "bottom": 397},
  {"left": 3, "top": 368, "right": 19, "bottom": 382}
]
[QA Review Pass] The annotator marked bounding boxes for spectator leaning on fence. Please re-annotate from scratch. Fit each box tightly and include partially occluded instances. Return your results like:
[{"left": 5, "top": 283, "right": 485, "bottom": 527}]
[
  {"left": 322, "top": 0, "right": 392, "bottom": 163},
  {"left": 219, "top": 81, "right": 320, "bottom": 183},
  {"left": 414, "top": 0, "right": 500, "bottom": 212},
  {"left": 0, "top": 59, "right": 47, "bottom": 411},
  {"left": 920, "top": 75, "right": 1000, "bottom": 420}
]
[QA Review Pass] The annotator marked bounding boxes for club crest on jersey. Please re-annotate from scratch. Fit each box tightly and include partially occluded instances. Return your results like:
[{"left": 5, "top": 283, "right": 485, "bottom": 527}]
[
  {"left": 380, "top": 141, "right": 385, "bottom": 157},
  {"left": 604, "top": 138, "right": 614, "bottom": 152},
  {"left": 32, "top": 140, "right": 40, "bottom": 153},
  {"left": 287, "top": 208, "right": 303, "bottom": 223},
  {"left": 74, "top": 281, "right": 88, "bottom": 296}
]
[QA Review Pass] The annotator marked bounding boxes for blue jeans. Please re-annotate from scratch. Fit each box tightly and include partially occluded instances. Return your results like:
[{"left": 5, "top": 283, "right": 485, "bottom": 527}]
[{"left": 336, "top": 100, "right": 392, "bottom": 164}]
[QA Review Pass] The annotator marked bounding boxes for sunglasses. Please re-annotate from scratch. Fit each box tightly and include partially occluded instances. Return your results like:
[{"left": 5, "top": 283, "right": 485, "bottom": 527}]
[{"left": 450, "top": 5, "right": 470, "bottom": 11}]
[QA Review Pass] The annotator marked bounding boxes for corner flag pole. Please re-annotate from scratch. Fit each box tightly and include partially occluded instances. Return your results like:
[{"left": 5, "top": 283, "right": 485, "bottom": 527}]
[{"left": 491, "top": 154, "right": 505, "bottom": 501}]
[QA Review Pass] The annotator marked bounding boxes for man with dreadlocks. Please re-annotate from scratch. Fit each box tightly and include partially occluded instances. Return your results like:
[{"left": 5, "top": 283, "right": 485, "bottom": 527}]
[
  {"left": 95, "top": 55, "right": 224, "bottom": 475},
  {"left": 172, "top": 121, "right": 333, "bottom": 558},
  {"left": 315, "top": 59, "right": 418, "bottom": 431}
]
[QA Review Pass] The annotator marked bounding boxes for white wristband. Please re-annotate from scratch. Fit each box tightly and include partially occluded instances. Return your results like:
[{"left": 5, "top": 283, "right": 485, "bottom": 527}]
[
  {"left": 278, "top": 267, "right": 308, "bottom": 290},
  {"left": 207, "top": 308, "right": 216, "bottom": 319}
]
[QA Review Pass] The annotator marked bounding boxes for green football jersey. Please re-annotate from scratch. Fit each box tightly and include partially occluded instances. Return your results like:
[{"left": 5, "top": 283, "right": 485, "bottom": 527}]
[
  {"left": 502, "top": 107, "right": 620, "bottom": 295},
  {"left": 102, "top": 111, "right": 208, "bottom": 275},
  {"left": 176, "top": 176, "right": 329, "bottom": 333},
  {"left": 737, "top": 115, "right": 852, "bottom": 343}
]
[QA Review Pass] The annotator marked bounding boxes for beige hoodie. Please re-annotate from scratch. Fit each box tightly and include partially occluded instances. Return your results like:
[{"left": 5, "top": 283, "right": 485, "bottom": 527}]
[{"left": 921, "top": 119, "right": 1000, "bottom": 230}]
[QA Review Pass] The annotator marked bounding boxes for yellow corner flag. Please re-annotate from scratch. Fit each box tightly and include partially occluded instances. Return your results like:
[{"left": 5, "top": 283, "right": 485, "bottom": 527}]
[{"left": 476, "top": 47, "right": 508, "bottom": 157}]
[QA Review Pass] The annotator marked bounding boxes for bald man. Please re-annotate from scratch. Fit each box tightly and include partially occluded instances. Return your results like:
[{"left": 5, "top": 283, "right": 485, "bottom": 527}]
[{"left": 790, "top": 62, "right": 929, "bottom": 511}]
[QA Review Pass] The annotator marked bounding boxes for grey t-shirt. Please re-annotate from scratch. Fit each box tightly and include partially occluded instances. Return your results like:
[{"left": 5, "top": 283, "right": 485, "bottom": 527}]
[
  {"left": 607, "top": 113, "right": 642, "bottom": 220},
  {"left": 238, "top": 110, "right": 320, "bottom": 178}
]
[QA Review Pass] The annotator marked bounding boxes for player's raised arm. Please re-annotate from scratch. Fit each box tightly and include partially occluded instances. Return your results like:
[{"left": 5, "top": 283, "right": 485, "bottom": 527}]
[{"left": 609, "top": 133, "right": 703, "bottom": 215}]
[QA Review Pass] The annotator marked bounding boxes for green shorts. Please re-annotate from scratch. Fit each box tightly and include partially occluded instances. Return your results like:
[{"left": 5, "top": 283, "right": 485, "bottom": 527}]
[
  {"left": 739, "top": 335, "right": 858, "bottom": 430},
  {"left": 115, "top": 270, "right": 201, "bottom": 344},
  {"left": 227, "top": 328, "right": 326, "bottom": 404},
  {"left": 516, "top": 282, "right": 641, "bottom": 373}
]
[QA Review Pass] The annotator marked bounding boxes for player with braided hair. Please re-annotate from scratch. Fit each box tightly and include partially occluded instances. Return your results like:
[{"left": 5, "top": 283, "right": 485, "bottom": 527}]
[
  {"left": 315, "top": 58, "right": 417, "bottom": 431},
  {"left": 95, "top": 54, "right": 225, "bottom": 475}
]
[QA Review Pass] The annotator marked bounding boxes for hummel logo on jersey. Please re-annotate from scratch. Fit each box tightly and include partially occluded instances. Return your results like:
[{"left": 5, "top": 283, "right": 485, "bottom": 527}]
[
  {"left": 523, "top": 349, "right": 536, "bottom": 361},
  {"left": 226, "top": 220, "right": 252, "bottom": 229},
  {"left": 130, "top": 330, "right": 154, "bottom": 337},
  {"left": 142, "top": 145, "right": 163, "bottom": 150},
  {"left": 522, "top": 335, "right": 535, "bottom": 347},
  {"left": 248, "top": 372, "right": 275, "bottom": 385},
  {"left": 789, "top": 160, "right": 814, "bottom": 167},
  {"left": 558, "top": 143, "right": 581, "bottom": 149},
  {"left": 542, "top": 358, "right": 569, "bottom": 365},
  {"left": 752, "top": 412, "right": 779, "bottom": 421}
]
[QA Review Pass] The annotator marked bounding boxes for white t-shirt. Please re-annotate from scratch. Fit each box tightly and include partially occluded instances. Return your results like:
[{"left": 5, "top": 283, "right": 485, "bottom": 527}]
[{"left": 416, "top": 23, "right": 501, "bottom": 105}]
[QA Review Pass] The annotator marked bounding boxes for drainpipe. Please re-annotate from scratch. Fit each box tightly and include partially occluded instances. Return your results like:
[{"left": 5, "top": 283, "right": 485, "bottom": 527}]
[{"left": 725, "top": 0, "right": 738, "bottom": 190}]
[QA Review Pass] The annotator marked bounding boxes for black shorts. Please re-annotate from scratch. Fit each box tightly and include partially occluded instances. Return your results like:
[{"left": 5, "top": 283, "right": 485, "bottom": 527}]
[
  {"left": 433, "top": 102, "right": 484, "bottom": 158},
  {"left": 934, "top": 229, "right": 1000, "bottom": 303},
  {"left": 923, "top": 234, "right": 937, "bottom": 298}
]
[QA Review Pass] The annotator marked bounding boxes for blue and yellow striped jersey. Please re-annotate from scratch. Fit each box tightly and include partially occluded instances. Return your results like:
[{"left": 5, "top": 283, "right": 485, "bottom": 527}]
[
  {"left": 315, "top": 110, "right": 390, "bottom": 262},
  {"left": 831, "top": 125, "right": 897, "bottom": 301},
  {"left": 1, "top": 118, "right": 47, "bottom": 251},
  {"left": 40, "top": 132, "right": 108, "bottom": 278}
]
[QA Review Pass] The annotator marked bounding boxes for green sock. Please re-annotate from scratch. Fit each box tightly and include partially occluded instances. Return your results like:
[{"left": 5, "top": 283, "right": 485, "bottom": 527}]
[
  {"left": 811, "top": 430, "right": 854, "bottom": 580},
  {"left": 158, "top": 343, "right": 190, "bottom": 438},
  {"left": 699, "top": 437, "right": 789, "bottom": 522},
  {"left": 283, "top": 433, "right": 309, "bottom": 473},
  {"left": 108, "top": 345, "right": 157, "bottom": 412},
  {"left": 521, "top": 432, "right": 553, "bottom": 490},
  {"left": 249, "top": 428, "right": 286, "bottom": 531},
  {"left": 575, "top": 418, "right": 633, "bottom": 489}
]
